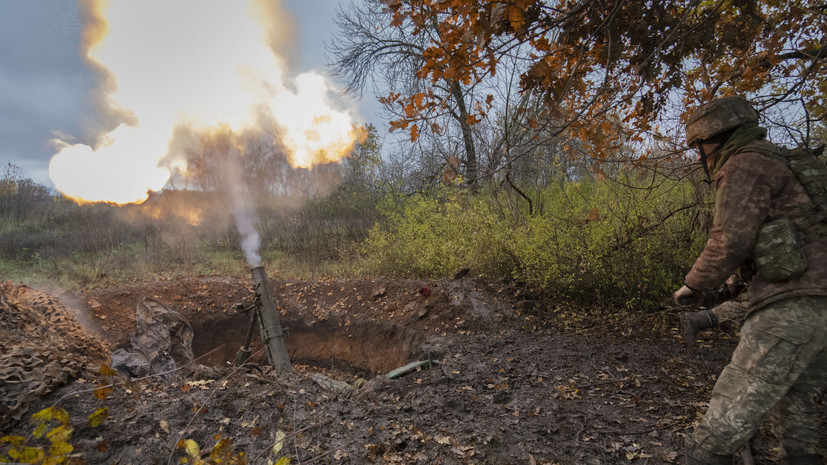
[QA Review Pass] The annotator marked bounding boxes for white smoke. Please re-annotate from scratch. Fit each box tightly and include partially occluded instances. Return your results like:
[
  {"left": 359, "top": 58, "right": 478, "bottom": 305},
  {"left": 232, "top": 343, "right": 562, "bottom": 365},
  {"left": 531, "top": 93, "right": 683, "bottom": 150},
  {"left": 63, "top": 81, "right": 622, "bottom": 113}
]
[
  {"left": 232, "top": 192, "right": 261, "bottom": 267},
  {"left": 224, "top": 144, "right": 262, "bottom": 267}
]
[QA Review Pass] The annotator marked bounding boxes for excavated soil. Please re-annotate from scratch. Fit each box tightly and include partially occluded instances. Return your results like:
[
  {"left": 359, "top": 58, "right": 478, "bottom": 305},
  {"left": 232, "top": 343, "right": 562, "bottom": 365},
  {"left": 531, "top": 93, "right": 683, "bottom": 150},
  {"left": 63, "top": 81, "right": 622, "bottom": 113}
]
[{"left": 1, "top": 274, "right": 823, "bottom": 464}]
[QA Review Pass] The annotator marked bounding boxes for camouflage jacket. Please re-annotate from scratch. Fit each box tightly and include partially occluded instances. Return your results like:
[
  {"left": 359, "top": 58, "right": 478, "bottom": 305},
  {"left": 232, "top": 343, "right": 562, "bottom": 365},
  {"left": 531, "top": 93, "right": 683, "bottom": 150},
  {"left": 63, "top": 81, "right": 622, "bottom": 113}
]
[{"left": 685, "top": 140, "right": 827, "bottom": 313}]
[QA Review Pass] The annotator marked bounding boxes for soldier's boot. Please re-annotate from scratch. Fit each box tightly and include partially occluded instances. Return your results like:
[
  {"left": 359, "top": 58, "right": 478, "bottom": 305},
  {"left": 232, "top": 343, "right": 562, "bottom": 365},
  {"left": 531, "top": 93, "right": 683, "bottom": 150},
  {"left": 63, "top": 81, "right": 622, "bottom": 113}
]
[
  {"left": 684, "top": 436, "right": 732, "bottom": 465},
  {"left": 680, "top": 310, "right": 718, "bottom": 347}
]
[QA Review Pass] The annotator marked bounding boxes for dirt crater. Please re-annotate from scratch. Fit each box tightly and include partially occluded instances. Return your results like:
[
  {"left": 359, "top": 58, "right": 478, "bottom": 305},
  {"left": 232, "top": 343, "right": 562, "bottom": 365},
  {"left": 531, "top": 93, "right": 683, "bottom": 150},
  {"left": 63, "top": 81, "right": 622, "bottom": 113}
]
[{"left": 191, "top": 315, "right": 425, "bottom": 377}]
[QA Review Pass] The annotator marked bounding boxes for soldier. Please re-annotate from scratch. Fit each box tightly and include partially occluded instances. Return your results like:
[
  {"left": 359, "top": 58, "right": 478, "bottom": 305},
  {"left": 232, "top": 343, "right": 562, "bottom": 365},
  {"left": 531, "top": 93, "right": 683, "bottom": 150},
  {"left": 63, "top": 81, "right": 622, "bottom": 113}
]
[{"left": 674, "top": 96, "right": 827, "bottom": 464}]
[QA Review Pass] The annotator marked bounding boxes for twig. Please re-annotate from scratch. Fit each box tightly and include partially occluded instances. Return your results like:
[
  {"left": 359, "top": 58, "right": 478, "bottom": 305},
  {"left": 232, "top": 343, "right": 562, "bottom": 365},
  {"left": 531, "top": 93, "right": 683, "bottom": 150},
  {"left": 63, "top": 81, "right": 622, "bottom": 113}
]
[
  {"left": 281, "top": 418, "right": 334, "bottom": 442},
  {"left": 303, "top": 450, "right": 334, "bottom": 464},
  {"left": 575, "top": 378, "right": 632, "bottom": 389},
  {"left": 293, "top": 393, "right": 302, "bottom": 464},
  {"left": 574, "top": 423, "right": 585, "bottom": 442},
  {"left": 594, "top": 425, "right": 675, "bottom": 435}
]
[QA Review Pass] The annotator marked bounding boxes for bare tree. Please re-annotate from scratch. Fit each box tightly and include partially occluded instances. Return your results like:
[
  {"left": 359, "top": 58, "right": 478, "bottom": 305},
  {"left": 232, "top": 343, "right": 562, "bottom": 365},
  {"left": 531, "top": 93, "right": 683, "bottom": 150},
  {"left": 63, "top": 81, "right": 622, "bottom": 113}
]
[{"left": 328, "top": 0, "right": 483, "bottom": 189}]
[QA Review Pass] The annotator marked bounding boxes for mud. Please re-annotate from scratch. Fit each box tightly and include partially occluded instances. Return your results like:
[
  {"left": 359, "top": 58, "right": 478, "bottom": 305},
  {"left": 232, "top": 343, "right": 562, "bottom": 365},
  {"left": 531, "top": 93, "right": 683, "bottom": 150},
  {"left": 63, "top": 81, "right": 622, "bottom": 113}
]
[{"left": 1, "top": 274, "right": 823, "bottom": 464}]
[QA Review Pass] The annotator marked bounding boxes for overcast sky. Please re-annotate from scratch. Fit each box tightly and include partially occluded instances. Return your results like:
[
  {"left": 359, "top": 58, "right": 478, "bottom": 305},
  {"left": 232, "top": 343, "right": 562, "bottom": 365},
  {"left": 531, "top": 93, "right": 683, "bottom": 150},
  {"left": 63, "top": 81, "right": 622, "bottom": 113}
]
[{"left": 0, "top": 0, "right": 381, "bottom": 186}]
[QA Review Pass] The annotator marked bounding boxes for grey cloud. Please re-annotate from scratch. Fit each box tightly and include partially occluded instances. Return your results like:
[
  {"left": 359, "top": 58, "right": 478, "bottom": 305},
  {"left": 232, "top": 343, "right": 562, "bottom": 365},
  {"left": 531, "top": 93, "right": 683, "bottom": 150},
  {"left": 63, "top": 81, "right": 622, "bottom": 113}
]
[{"left": 0, "top": 1, "right": 98, "bottom": 181}]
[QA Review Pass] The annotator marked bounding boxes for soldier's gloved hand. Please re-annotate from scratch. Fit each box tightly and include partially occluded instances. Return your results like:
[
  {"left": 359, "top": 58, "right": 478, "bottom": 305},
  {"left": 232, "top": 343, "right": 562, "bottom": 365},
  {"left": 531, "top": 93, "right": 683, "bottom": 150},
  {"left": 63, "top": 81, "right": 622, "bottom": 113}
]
[
  {"left": 674, "top": 284, "right": 705, "bottom": 306},
  {"left": 723, "top": 274, "right": 747, "bottom": 300}
]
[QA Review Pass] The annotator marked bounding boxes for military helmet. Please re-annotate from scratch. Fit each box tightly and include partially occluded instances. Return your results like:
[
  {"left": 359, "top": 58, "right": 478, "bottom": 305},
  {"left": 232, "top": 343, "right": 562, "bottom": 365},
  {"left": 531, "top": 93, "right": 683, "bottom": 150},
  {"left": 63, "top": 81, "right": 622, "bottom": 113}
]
[{"left": 685, "top": 96, "right": 758, "bottom": 147}]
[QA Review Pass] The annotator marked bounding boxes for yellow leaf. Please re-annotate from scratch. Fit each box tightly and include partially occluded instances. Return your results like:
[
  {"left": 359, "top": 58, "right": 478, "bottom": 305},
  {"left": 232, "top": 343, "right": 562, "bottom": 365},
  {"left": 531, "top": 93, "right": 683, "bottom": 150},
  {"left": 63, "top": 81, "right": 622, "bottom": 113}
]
[
  {"left": 1, "top": 436, "right": 25, "bottom": 446},
  {"left": 89, "top": 407, "right": 109, "bottom": 428},
  {"left": 52, "top": 408, "right": 70, "bottom": 425},
  {"left": 209, "top": 437, "right": 232, "bottom": 462},
  {"left": 46, "top": 425, "right": 73, "bottom": 443},
  {"left": 8, "top": 446, "right": 44, "bottom": 463},
  {"left": 31, "top": 407, "right": 54, "bottom": 423},
  {"left": 48, "top": 440, "right": 73, "bottom": 457},
  {"left": 33, "top": 422, "right": 49, "bottom": 439},
  {"left": 272, "top": 430, "right": 286, "bottom": 456},
  {"left": 275, "top": 458, "right": 291, "bottom": 465},
  {"left": 178, "top": 439, "right": 201, "bottom": 458}
]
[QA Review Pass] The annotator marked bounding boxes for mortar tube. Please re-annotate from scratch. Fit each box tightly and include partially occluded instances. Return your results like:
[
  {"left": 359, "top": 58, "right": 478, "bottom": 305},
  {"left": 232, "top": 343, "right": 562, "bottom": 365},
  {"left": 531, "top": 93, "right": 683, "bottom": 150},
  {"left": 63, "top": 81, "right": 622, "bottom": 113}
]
[{"left": 250, "top": 266, "right": 292, "bottom": 373}]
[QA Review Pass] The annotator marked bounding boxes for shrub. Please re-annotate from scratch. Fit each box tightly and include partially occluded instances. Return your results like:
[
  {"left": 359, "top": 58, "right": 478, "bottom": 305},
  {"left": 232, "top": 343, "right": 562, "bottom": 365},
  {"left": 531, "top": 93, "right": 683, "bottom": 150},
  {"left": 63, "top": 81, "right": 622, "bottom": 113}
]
[{"left": 361, "top": 171, "right": 710, "bottom": 309}]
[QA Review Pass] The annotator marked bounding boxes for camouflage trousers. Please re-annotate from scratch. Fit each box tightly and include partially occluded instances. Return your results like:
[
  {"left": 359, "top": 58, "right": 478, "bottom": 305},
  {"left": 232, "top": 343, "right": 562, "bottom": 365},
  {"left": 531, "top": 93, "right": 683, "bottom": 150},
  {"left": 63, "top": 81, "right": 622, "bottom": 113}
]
[
  {"left": 692, "top": 296, "right": 827, "bottom": 459},
  {"left": 711, "top": 297, "right": 749, "bottom": 327}
]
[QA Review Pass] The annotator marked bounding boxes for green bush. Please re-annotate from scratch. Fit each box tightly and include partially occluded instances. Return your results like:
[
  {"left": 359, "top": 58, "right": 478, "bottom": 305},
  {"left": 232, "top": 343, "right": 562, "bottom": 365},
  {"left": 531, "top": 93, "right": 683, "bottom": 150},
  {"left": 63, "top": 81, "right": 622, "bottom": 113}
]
[
  {"left": 362, "top": 173, "right": 710, "bottom": 309},
  {"left": 361, "top": 192, "right": 518, "bottom": 279}
]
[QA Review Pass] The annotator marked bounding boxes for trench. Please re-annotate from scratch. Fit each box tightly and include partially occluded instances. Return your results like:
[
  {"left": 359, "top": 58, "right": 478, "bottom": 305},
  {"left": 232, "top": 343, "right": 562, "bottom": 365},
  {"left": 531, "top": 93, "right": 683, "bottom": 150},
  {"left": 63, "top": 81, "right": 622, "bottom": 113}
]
[{"left": 191, "top": 315, "right": 424, "bottom": 378}]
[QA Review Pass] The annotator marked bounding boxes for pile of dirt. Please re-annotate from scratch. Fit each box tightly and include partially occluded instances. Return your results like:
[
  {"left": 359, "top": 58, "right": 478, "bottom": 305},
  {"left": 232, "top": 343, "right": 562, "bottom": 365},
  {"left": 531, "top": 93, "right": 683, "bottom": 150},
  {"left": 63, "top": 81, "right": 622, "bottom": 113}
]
[
  {"left": 0, "top": 282, "right": 109, "bottom": 427},
  {"left": 1, "top": 274, "right": 821, "bottom": 464}
]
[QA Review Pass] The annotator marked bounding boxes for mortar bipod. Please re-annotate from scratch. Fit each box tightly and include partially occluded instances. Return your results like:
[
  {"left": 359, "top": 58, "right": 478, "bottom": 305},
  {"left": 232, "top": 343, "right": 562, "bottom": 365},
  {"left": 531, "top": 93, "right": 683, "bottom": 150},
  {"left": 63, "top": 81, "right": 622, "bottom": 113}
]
[{"left": 233, "top": 299, "right": 259, "bottom": 367}]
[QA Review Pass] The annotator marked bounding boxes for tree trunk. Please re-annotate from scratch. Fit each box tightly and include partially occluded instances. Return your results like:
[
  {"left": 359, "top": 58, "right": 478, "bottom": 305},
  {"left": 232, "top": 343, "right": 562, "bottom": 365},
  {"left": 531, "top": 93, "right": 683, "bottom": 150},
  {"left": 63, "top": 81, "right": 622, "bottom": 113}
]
[{"left": 450, "top": 80, "right": 478, "bottom": 191}]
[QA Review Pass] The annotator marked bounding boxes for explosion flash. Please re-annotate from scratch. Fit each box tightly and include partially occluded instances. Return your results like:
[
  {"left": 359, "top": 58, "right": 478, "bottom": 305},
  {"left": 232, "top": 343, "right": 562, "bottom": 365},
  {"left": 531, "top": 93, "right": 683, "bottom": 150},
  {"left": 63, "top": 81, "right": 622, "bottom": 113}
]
[{"left": 49, "top": 0, "right": 359, "bottom": 205}]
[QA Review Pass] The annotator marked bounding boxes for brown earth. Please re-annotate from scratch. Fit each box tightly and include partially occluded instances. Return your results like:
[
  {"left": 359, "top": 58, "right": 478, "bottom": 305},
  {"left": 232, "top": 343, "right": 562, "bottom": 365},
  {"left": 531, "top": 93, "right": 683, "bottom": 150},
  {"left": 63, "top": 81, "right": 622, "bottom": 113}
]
[{"left": 1, "top": 273, "right": 821, "bottom": 464}]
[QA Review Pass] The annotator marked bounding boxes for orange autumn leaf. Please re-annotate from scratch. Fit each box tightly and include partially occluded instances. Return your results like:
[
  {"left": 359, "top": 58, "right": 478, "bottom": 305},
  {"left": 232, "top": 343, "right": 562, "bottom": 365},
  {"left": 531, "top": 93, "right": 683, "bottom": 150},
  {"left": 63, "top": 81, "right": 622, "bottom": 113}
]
[{"left": 410, "top": 124, "right": 420, "bottom": 142}]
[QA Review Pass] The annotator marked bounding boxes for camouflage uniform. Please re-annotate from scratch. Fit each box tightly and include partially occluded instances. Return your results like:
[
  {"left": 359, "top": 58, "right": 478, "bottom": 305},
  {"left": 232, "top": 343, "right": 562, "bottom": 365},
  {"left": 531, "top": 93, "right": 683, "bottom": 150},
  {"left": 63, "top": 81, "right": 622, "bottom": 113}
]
[
  {"left": 681, "top": 115, "right": 827, "bottom": 461},
  {"left": 693, "top": 296, "right": 827, "bottom": 458},
  {"left": 710, "top": 296, "right": 748, "bottom": 328}
]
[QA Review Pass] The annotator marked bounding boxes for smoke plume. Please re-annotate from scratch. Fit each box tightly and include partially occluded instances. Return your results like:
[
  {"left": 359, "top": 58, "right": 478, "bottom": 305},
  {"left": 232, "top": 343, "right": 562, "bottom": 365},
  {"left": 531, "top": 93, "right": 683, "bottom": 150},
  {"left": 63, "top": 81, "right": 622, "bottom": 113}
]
[{"left": 230, "top": 180, "right": 262, "bottom": 267}]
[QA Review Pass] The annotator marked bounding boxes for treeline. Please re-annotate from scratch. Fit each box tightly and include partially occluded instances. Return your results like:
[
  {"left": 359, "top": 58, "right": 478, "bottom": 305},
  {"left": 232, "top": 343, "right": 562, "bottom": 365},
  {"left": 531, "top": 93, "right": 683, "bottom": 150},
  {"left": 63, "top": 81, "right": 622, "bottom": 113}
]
[{"left": 0, "top": 163, "right": 53, "bottom": 221}]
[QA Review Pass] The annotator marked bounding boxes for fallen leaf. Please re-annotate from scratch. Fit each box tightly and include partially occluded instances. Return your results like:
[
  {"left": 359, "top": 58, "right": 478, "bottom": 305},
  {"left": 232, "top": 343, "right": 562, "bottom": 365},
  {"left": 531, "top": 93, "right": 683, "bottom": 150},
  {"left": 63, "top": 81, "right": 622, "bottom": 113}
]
[
  {"left": 88, "top": 407, "right": 108, "bottom": 428},
  {"left": 660, "top": 451, "right": 678, "bottom": 462},
  {"left": 93, "top": 385, "right": 113, "bottom": 400},
  {"left": 273, "top": 430, "right": 286, "bottom": 456},
  {"left": 48, "top": 440, "right": 73, "bottom": 457},
  {"left": 46, "top": 425, "right": 73, "bottom": 443},
  {"left": 178, "top": 439, "right": 200, "bottom": 458},
  {"left": 99, "top": 365, "right": 119, "bottom": 377},
  {"left": 241, "top": 415, "right": 259, "bottom": 428}
]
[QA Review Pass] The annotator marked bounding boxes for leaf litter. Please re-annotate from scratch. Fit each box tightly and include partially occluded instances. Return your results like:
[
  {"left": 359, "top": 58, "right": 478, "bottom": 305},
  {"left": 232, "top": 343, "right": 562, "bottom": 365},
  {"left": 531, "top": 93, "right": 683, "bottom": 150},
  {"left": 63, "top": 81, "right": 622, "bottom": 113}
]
[{"left": 3, "top": 276, "right": 822, "bottom": 463}]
